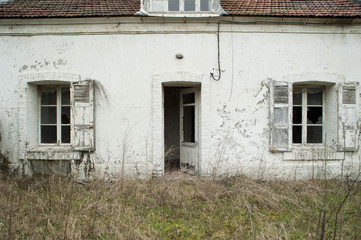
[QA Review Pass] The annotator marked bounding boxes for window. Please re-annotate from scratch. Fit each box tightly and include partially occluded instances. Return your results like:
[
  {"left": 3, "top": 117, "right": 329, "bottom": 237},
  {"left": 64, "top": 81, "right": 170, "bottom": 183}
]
[
  {"left": 270, "top": 80, "right": 359, "bottom": 152},
  {"left": 151, "top": 0, "right": 213, "bottom": 12},
  {"left": 40, "top": 86, "right": 71, "bottom": 144},
  {"left": 182, "top": 92, "right": 195, "bottom": 142},
  {"left": 292, "top": 87, "right": 323, "bottom": 144},
  {"left": 32, "top": 80, "right": 95, "bottom": 150}
]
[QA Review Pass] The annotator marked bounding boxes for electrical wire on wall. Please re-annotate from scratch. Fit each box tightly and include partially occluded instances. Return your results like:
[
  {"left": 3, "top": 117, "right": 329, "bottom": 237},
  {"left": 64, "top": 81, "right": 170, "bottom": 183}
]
[
  {"left": 210, "top": 21, "right": 222, "bottom": 81},
  {"left": 210, "top": 17, "right": 334, "bottom": 83},
  {"left": 210, "top": 20, "right": 234, "bottom": 101}
]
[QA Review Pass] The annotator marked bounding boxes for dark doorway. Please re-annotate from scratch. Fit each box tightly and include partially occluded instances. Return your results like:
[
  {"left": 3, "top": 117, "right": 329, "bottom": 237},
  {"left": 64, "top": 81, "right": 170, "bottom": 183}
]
[{"left": 164, "top": 87, "right": 181, "bottom": 171}]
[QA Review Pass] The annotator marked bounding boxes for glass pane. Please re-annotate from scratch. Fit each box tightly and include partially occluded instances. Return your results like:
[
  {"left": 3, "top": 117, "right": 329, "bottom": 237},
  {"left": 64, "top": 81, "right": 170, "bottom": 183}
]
[
  {"left": 41, "top": 126, "right": 57, "bottom": 143},
  {"left": 41, "top": 88, "right": 56, "bottom": 105},
  {"left": 152, "top": 0, "right": 164, "bottom": 11},
  {"left": 293, "top": 106, "right": 302, "bottom": 124},
  {"left": 293, "top": 88, "right": 302, "bottom": 105},
  {"left": 307, "top": 88, "right": 322, "bottom": 105},
  {"left": 307, "top": 107, "right": 322, "bottom": 124},
  {"left": 61, "top": 126, "right": 71, "bottom": 144},
  {"left": 183, "top": 92, "right": 195, "bottom": 104},
  {"left": 61, "top": 87, "right": 70, "bottom": 105},
  {"left": 41, "top": 106, "right": 57, "bottom": 124},
  {"left": 200, "top": 0, "right": 210, "bottom": 11},
  {"left": 184, "top": 0, "right": 195, "bottom": 11},
  {"left": 168, "top": 0, "right": 179, "bottom": 11},
  {"left": 183, "top": 106, "right": 195, "bottom": 142},
  {"left": 307, "top": 126, "right": 322, "bottom": 143},
  {"left": 293, "top": 126, "right": 302, "bottom": 143},
  {"left": 61, "top": 107, "right": 70, "bottom": 124}
]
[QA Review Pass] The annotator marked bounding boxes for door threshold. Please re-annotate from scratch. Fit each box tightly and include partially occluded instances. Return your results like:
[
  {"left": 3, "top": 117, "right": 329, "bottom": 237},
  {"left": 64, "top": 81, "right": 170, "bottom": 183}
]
[{"left": 180, "top": 163, "right": 195, "bottom": 175}]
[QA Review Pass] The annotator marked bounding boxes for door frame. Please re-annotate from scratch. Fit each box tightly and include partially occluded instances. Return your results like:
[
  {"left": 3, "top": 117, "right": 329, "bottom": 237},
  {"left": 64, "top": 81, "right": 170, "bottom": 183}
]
[
  {"left": 179, "top": 87, "right": 200, "bottom": 174},
  {"left": 151, "top": 72, "right": 211, "bottom": 177}
]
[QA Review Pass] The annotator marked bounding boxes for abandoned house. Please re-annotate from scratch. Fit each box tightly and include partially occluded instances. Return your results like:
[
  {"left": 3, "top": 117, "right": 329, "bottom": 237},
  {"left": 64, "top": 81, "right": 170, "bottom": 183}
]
[{"left": 0, "top": 0, "right": 361, "bottom": 179}]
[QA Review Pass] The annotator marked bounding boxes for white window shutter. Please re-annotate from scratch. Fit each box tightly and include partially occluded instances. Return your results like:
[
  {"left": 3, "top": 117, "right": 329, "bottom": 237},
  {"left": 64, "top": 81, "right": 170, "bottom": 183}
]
[
  {"left": 337, "top": 83, "right": 359, "bottom": 151},
  {"left": 71, "top": 80, "right": 95, "bottom": 151},
  {"left": 270, "top": 80, "right": 292, "bottom": 152}
]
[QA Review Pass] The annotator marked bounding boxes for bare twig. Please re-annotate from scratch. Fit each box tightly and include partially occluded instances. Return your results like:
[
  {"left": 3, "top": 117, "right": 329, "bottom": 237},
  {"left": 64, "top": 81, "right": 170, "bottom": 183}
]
[{"left": 333, "top": 172, "right": 361, "bottom": 240}]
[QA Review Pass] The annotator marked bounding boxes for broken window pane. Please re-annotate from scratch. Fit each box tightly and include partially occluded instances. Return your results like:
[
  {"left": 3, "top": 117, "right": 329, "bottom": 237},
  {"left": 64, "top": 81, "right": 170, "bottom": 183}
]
[
  {"left": 184, "top": 0, "right": 195, "bottom": 11},
  {"left": 293, "top": 88, "right": 302, "bottom": 105},
  {"left": 200, "top": 0, "right": 211, "bottom": 11},
  {"left": 307, "top": 88, "right": 322, "bottom": 105},
  {"left": 41, "top": 106, "right": 57, "bottom": 124},
  {"left": 292, "top": 85, "right": 323, "bottom": 144},
  {"left": 61, "top": 107, "right": 70, "bottom": 124},
  {"left": 183, "top": 92, "right": 195, "bottom": 104},
  {"left": 183, "top": 106, "right": 195, "bottom": 142},
  {"left": 41, "top": 88, "right": 56, "bottom": 105},
  {"left": 293, "top": 126, "right": 302, "bottom": 143},
  {"left": 293, "top": 106, "right": 302, "bottom": 124},
  {"left": 152, "top": 0, "right": 164, "bottom": 11},
  {"left": 40, "top": 85, "right": 71, "bottom": 144},
  {"left": 168, "top": 0, "right": 179, "bottom": 11},
  {"left": 61, "top": 126, "right": 71, "bottom": 143},
  {"left": 307, "top": 107, "right": 322, "bottom": 124},
  {"left": 41, "top": 126, "right": 57, "bottom": 143},
  {"left": 307, "top": 126, "right": 322, "bottom": 143},
  {"left": 61, "top": 87, "right": 70, "bottom": 105}
]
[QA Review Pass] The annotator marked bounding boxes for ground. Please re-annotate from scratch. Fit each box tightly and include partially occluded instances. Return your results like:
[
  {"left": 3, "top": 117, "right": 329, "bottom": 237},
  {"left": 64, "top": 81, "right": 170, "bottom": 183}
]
[{"left": 0, "top": 172, "right": 360, "bottom": 239}]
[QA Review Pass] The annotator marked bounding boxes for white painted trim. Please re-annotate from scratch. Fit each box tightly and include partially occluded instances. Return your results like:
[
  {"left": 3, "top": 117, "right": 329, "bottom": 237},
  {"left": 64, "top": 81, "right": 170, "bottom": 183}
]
[
  {"left": 283, "top": 149, "right": 344, "bottom": 161},
  {"left": 283, "top": 72, "right": 345, "bottom": 84},
  {"left": 1, "top": 16, "right": 360, "bottom": 26},
  {"left": 1, "top": 18, "right": 361, "bottom": 36},
  {"left": 19, "top": 72, "right": 80, "bottom": 83}
]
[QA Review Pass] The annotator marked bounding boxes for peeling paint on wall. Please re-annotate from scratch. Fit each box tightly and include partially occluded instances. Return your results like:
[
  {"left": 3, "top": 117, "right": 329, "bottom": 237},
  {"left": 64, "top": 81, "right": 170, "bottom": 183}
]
[
  {"left": 19, "top": 59, "right": 67, "bottom": 72},
  {"left": 0, "top": 21, "right": 360, "bottom": 179}
]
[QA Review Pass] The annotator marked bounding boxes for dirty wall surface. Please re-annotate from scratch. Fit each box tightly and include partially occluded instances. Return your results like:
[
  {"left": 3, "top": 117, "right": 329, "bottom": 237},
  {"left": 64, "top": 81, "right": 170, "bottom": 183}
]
[{"left": 0, "top": 18, "right": 360, "bottom": 179}]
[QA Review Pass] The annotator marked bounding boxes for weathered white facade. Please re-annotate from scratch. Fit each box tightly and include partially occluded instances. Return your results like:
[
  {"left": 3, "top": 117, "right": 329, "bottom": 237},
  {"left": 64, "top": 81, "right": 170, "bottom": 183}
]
[{"left": 0, "top": 16, "right": 361, "bottom": 179}]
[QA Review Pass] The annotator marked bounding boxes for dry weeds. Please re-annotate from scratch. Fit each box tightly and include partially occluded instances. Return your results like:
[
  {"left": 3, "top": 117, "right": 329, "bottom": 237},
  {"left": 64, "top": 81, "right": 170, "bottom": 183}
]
[{"left": 0, "top": 173, "right": 360, "bottom": 239}]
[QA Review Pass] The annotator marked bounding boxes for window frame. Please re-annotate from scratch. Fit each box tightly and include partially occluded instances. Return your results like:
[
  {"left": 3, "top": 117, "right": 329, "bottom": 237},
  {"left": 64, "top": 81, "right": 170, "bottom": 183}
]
[
  {"left": 182, "top": 92, "right": 196, "bottom": 143},
  {"left": 38, "top": 85, "right": 71, "bottom": 146},
  {"left": 292, "top": 85, "right": 325, "bottom": 145},
  {"left": 150, "top": 0, "right": 215, "bottom": 13}
]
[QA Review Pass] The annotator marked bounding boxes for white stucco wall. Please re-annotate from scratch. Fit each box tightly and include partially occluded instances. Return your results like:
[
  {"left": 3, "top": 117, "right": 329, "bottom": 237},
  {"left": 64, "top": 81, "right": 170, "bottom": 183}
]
[{"left": 0, "top": 17, "right": 360, "bottom": 179}]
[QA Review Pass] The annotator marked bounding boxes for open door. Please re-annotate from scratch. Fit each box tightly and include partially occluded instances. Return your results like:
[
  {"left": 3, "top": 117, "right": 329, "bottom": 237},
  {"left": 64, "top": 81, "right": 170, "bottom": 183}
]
[{"left": 180, "top": 87, "right": 199, "bottom": 174}]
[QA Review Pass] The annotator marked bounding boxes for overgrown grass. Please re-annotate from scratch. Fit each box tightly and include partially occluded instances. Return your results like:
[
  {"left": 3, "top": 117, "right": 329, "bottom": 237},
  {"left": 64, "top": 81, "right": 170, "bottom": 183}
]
[{"left": 0, "top": 173, "right": 360, "bottom": 239}]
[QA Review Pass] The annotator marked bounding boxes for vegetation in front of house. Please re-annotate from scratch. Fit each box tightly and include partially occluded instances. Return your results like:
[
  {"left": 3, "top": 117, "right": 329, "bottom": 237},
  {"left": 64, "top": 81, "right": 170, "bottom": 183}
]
[{"left": 0, "top": 173, "right": 360, "bottom": 239}]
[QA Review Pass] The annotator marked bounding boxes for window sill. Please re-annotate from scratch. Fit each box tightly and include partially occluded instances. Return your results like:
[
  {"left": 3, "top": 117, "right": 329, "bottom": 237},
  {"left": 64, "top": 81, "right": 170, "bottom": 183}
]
[
  {"left": 284, "top": 146, "right": 344, "bottom": 161},
  {"left": 26, "top": 146, "right": 82, "bottom": 160}
]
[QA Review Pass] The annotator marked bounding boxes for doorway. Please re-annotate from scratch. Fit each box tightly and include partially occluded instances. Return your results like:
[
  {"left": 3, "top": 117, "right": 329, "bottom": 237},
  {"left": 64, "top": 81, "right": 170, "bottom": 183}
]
[{"left": 164, "top": 86, "right": 200, "bottom": 174}]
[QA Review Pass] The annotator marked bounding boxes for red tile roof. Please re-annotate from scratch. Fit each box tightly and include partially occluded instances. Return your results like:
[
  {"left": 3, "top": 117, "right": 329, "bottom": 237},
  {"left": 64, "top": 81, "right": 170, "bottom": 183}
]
[
  {"left": 0, "top": 0, "right": 140, "bottom": 18},
  {"left": 0, "top": 0, "right": 360, "bottom": 18},
  {"left": 222, "top": 0, "right": 361, "bottom": 17}
]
